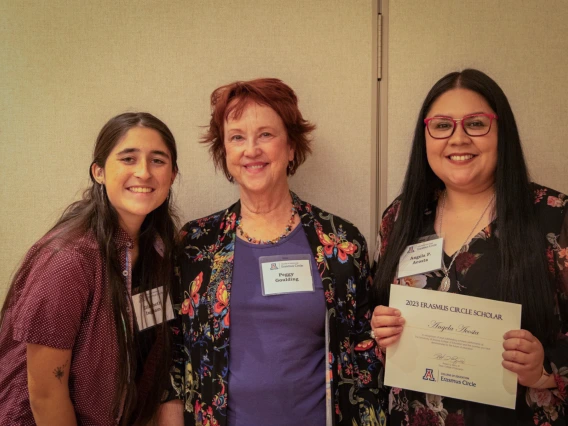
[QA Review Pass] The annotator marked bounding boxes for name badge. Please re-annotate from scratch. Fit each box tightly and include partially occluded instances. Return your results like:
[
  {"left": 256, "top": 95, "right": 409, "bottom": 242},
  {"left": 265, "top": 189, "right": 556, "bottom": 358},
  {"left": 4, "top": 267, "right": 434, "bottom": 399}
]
[
  {"left": 397, "top": 238, "right": 444, "bottom": 278},
  {"left": 259, "top": 254, "right": 314, "bottom": 296},
  {"left": 132, "top": 286, "right": 175, "bottom": 331}
]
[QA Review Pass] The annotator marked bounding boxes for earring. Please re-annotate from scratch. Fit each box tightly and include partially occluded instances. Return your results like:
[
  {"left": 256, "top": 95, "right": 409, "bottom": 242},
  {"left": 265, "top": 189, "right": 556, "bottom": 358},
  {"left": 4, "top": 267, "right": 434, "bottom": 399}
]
[
  {"left": 99, "top": 183, "right": 106, "bottom": 201},
  {"left": 287, "top": 161, "right": 294, "bottom": 176}
]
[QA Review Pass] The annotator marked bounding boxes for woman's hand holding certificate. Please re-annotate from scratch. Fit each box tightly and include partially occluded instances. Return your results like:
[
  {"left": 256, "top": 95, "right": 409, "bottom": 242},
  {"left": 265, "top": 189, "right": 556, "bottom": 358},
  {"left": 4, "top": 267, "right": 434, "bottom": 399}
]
[
  {"left": 502, "top": 329, "right": 554, "bottom": 388},
  {"left": 370, "top": 305, "right": 405, "bottom": 349}
]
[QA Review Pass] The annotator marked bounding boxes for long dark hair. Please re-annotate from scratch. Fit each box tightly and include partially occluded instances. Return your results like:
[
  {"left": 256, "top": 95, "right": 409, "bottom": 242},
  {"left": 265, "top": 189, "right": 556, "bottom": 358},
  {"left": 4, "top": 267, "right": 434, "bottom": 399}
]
[
  {"left": 374, "top": 69, "right": 558, "bottom": 345},
  {"left": 1, "top": 112, "right": 179, "bottom": 424}
]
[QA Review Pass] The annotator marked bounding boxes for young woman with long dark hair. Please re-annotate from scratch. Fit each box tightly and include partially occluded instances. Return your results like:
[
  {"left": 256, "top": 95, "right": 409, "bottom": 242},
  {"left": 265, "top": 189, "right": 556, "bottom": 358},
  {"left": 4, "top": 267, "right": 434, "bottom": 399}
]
[
  {"left": 371, "top": 69, "right": 568, "bottom": 425},
  {"left": 0, "top": 112, "right": 179, "bottom": 425}
]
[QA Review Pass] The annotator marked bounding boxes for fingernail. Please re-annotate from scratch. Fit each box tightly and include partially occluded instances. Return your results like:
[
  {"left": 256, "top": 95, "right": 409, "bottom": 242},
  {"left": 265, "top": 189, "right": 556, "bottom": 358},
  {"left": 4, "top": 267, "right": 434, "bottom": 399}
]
[
  {"left": 398, "top": 318, "right": 405, "bottom": 325},
  {"left": 394, "top": 309, "right": 401, "bottom": 316}
]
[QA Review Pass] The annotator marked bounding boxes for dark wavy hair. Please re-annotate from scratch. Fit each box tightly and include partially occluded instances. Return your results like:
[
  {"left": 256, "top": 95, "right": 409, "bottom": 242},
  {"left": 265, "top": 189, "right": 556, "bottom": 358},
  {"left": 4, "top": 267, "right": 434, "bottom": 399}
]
[
  {"left": 201, "top": 77, "right": 316, "bottom": 181},
  {"left": 1, "top": 112, "right": 179, "bottom": 424},
  {"left": 373, "top": 69, "right": 558, "bottom": 345}
]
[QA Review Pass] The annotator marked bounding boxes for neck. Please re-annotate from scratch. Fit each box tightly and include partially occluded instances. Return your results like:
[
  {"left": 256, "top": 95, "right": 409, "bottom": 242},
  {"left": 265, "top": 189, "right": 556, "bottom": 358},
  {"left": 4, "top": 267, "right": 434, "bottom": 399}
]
[
  {"left": 444, "top": 183, "right": 495, "bottom": 213},
  {"left": 118, "top": 216, "right": 142, "bottom": 245},
  {"left": 239, "top": 184, "right": 292, "bottom": 219}
]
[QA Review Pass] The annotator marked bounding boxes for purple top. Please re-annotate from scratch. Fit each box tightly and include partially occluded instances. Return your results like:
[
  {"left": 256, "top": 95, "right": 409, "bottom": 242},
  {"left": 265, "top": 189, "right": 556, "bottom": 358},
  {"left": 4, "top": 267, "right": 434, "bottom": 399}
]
[{"left": 228, "top": 225, "right": 326, "bottom": 426}]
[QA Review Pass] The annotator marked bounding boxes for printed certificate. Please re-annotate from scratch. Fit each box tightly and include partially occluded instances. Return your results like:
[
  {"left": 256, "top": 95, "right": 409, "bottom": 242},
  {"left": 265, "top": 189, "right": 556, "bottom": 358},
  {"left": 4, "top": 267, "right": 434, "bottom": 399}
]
[{"left": 384, "top": 284, "right": 522, "bottom": 409}]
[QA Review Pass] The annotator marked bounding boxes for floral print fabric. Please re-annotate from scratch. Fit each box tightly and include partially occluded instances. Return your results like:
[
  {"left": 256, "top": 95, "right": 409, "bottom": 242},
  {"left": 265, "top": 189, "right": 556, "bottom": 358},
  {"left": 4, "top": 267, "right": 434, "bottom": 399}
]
[
  {"left": 376, "top": 184, "right": 568, "bottom": 426},
  {"left": 168, "top": 193, "right": 385, "bottom": 426}
]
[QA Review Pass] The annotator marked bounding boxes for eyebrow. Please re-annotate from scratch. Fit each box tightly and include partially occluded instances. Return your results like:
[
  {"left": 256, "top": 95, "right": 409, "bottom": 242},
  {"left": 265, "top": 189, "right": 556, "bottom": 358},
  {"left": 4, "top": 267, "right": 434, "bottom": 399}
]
[
  {"left": 432, "top": 111, "right": 488, "bottom": 117},
  {"left": 225, "top": 126, "right": 276, "bottom": 132},
  {"left": 115, "top": 148, "right": 171, "bottom": 158}
]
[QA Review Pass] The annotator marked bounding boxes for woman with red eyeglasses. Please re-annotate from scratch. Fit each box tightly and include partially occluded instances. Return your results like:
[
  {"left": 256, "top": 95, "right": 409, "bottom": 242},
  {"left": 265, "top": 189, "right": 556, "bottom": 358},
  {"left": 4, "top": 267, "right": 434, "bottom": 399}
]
[{"left": 371, "top": 69, "right": 567, "bottom": 425}]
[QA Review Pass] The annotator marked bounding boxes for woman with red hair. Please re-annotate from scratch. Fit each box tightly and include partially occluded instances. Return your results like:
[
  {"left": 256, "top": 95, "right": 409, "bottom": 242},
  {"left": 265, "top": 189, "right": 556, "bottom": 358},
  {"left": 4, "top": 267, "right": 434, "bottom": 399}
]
[{"left": 161, "top": 78, "right": 384, "bottom": 425}]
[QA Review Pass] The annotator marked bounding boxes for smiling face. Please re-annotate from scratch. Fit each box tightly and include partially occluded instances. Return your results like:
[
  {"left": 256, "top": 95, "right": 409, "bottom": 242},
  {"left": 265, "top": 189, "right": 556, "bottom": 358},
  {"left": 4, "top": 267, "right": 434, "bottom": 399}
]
[
  {"left": 92, "top": 126, "right": 176, "bottom": 235},
  {"left": 425, "top": 88, "right": 498, "bottom": 194},
  {"left": 224, "top": 102, "right": 294, "bottom": 198}
]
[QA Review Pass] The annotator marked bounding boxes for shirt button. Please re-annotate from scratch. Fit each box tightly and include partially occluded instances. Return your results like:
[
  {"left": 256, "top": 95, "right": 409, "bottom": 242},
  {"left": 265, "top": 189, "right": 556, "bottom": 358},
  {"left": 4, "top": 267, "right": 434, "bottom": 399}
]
[
  {"left": 122, "top": 270, "right": 128, "bottom": 277},
  {"left": 126, "top": 242, "right": 132, "bottom": 248}
]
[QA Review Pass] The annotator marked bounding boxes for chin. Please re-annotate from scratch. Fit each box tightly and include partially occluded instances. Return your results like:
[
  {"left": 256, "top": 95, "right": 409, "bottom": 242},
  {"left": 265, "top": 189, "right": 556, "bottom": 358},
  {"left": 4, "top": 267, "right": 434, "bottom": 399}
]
[
  {"left": 238, "top": 179, "right": 272, "bottom": 192},
  {"left": 126, "top": 204, "right": 162, "bottom": 217}
]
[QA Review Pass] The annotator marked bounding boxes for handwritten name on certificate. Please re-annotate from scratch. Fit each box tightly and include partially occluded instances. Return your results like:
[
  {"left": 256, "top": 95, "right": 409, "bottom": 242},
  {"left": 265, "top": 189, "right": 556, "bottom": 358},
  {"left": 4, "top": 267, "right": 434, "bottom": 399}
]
[{"left": 385, "top": 284, "right": 522, "bottom": 409}]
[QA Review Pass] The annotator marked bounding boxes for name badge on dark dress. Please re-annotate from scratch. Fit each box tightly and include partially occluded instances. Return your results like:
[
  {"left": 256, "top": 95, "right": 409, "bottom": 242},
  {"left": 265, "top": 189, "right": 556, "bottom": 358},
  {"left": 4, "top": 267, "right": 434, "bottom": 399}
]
[
  {"left": 259, "top": 254, "right": 315, "bottom": 296},
  {"left": 397, "top": 237, "right": 444, "bottom": 278}
]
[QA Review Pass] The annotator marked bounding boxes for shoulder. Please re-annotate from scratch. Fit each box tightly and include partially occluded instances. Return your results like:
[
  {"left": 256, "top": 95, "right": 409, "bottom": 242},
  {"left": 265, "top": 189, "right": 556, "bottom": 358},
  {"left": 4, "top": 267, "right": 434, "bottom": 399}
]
[
  {"left": 530, "top": 183, "right": 567, "bottom": 243},
  {"left": 381, "top": 196, "right": 403, "bottom": 220},
  {"left": 31, "top": 231, "right": 100, "bottom": 271},
  {"left": 296, "top": 195, "right": 366, "bottom": 245},
  {"left": 179, "top": 202, "right": 239, "bottom": 246},
  {"left": 532, "top": 183, "right": 567, "bottom": 208},
  {"left": 378, "top": 196, "right": 403, "bottom": 235},
  {"left": 13, "top": 232, "right": 98, "bottom": 305},
  {"left": 531, "top": 183, "right": 567, "bottom": 224}
]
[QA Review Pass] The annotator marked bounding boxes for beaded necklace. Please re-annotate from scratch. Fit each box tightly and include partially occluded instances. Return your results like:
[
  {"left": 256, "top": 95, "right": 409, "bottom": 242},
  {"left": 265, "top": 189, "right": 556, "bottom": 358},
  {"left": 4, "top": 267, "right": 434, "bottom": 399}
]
[{"left": 237, "top": 205, "right": 297, "bottom": 245}]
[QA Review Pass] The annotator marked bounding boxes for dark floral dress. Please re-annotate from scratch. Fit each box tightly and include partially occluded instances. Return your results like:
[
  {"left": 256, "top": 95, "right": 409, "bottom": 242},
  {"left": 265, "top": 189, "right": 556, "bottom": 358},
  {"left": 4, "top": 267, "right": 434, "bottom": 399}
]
[
  {"left": 167, "top": 192, "right": 385, "bottom": 426},
  {"left": 374, "top": 184, "right": 568, "bottom": 426}
]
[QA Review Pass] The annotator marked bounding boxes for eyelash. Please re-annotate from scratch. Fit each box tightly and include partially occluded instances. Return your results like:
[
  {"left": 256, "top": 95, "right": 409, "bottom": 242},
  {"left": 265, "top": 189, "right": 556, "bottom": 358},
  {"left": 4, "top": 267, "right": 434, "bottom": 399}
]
[
  {"left": 229, "top": 132, "right": 272, "bottom": 141},
  {"left": 119, "top": 157, "right": 167, "bottom": 165}
]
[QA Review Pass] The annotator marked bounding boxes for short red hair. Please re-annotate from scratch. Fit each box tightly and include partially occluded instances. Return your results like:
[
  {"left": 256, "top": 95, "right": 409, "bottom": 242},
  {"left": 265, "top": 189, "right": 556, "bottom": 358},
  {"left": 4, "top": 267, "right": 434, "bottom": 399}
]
[{"left": 201, "top": 78, "right": 316, "bottom": 181}]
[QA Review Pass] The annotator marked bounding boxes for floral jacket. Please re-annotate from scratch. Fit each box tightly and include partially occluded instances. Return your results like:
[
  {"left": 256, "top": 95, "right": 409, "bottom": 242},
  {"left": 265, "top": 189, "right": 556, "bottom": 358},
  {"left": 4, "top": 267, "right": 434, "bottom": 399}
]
[
  {"left": 168, "top": 193, "right": 385, "bottom": 426},
  {"left": 374, "top": 183, "right": 568, "bottom": 426}
]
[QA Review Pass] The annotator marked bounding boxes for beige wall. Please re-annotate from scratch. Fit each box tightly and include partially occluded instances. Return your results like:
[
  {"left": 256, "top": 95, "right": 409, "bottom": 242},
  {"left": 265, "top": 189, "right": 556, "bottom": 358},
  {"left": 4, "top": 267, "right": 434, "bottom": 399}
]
[
  {"left": 387, "top": 0, "right": 568, "bottom": 204},
  {"left": 0, "top": 1, "right": 377, "bottom": 299}
]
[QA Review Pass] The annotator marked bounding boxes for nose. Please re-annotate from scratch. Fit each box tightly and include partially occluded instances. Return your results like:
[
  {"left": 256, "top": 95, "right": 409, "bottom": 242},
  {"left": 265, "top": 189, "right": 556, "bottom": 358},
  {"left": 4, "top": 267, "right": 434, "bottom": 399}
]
[
  {"left": 447, "top": 121, "right": 471, "bottom": 145},
  {"left": 243, "top": 137, "right": 261, "bottom": 157},
  {"left": 134, "top": 159, "right": 152, "bottom": 179}
]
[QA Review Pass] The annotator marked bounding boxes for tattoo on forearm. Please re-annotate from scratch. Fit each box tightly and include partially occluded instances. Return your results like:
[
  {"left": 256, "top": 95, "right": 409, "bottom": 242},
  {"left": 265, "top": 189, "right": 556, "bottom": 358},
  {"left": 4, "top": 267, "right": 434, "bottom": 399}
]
[{"left": 53, "top": 360, "right": 69, "bottom": 383}]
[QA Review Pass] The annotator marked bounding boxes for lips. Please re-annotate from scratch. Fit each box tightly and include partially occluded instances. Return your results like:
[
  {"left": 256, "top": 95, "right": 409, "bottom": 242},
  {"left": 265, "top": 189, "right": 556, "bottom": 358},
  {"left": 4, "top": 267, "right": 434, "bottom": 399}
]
[
  {"left": 243, "top": 163, "right": 268, "bottom": 170},
  {"left": 127, "top": 186, "right": 154, "bottom": 193},
  {"left": 447, "top": 154, "right": 476, "bottom": 162}
]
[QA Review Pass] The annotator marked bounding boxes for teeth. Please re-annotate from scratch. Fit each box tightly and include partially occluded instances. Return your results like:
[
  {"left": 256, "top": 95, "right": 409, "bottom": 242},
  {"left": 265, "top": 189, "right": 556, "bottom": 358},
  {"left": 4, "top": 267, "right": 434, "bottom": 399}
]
[
  {"left": 449, "top": 155, "right": 474, "bottom": 161},
  {"left": 246, "top": 164, "right": 265, "bottom": 169},
  {"left": 129, "top": 187, "right": 153, "bottom": 193}
]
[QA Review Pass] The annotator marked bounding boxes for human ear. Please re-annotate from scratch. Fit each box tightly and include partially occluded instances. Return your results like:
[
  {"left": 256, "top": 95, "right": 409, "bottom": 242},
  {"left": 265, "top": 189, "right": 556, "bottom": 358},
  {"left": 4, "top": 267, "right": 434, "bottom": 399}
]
[
  {"left": 287, "top": 141, "right": 295, "bottom": 162},
  {"left": 91, "top": 163, "right": 105, "bottom": 184}
]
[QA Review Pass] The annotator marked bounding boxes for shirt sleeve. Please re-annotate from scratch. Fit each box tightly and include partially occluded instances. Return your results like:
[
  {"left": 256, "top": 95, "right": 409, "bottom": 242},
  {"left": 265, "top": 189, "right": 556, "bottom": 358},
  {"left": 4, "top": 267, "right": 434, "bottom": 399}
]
[
  {"left": 12, "top": 246, "right": 91, "bottom": 349},
  {"left": 353, "top": 234, "right": 388, "bottom": 424},
  {"left": 162, "top": 250, "right": 186, "bottom": 403},
  {"left": 525, "top": 200, "right": 568, "bottom": 423}
]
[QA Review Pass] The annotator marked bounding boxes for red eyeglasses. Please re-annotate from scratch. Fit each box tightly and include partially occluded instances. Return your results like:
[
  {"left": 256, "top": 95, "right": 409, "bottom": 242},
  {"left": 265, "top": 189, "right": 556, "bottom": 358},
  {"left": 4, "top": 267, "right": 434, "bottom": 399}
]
[{"left": 424, "top": 113, "right": 498, "bottom": 139}]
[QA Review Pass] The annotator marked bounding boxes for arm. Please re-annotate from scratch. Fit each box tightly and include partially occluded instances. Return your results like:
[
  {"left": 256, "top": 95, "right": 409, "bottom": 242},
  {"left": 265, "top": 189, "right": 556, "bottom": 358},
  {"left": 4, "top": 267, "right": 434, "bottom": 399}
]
[
  {"left": 353, "top": 237, "right": 387, "bottom": 424},
  {"left": 159, "top": 240, "right": 187, "bottom": 417},
  {"left": 370, "top": 201, "right": 405, "bottom": 352},
  {"left": 508, "top": 200, "right": 568, "bottom": 423},
  {"left": 157, "top": 399, "right": 184, "bottom": 426},
  {"left": 27, "top": 344, "right": 77, "bottom": 426}
]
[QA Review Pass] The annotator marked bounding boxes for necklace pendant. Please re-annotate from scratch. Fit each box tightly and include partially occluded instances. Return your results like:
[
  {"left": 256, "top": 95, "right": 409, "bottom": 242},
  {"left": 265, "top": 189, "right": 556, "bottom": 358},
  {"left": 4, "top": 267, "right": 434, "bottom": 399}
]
[{"left": 439, "top": 276, "right": 451, "bottom": 292}]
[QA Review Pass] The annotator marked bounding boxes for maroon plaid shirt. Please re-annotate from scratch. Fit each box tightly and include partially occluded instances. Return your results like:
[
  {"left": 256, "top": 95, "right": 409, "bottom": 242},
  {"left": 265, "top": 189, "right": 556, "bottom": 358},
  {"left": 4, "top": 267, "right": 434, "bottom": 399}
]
[{"left": 0, "top": 229, "right": 134, "bottom": 425}]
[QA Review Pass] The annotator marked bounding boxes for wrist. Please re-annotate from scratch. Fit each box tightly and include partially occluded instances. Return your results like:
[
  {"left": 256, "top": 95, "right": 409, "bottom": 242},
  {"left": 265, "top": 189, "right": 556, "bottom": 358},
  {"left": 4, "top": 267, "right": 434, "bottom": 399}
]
[{"left": 529, "top": 366, "right": 552, "bottom": 389}]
